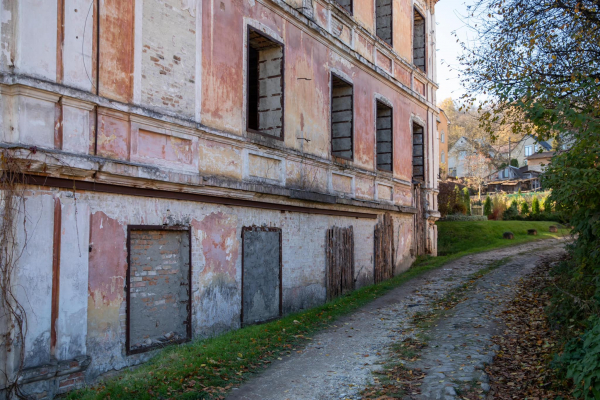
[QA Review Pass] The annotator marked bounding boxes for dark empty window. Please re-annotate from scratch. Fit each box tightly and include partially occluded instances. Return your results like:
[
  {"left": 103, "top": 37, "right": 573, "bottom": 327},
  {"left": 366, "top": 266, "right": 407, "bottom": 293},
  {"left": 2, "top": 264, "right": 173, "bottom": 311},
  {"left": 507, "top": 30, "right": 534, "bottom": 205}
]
[
  {"left": 413, "top": 123, "right": 425, "bottom": 181},
  {"left": 376, "top": 101, "right": 393, "bottom": 171},
  {"left": 413, "top": 9, "right": 426, "bottom": 72},
  {"left": 376, "top": 0, "right": 393, "bottom": 45},
  {"left": 331, "top": 75, "right": 353, "bottom": 160},
  {"left": 247, "top": 29, "right": 284, "bottom": 139},
  {"left": 333, "top": 0, "right": 352, "bottom": 14}
]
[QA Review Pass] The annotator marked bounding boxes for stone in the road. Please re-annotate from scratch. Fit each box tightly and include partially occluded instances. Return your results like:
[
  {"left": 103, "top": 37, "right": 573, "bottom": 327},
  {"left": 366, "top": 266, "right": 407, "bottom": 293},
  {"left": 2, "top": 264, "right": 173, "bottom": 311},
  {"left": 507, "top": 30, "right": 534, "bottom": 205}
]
[{"left": 226, "top": 239, "right": 567, "bottom": 400}]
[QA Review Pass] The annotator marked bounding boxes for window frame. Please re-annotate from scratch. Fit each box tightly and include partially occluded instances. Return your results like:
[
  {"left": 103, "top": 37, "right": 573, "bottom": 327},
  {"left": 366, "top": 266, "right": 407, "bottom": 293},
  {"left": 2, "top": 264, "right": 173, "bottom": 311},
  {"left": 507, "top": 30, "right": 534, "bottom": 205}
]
[
  {"left": 333, "top": 0, "right": 353, "bottom": 14},
  {"left": 330, "top": 73, "right": 355, "bottom": 162},
  {"left": 412, "top": 121, "right": 426, "bottom": 182},
  {"left": 246, "top": 26, "right": 285, "bottom": 141},
  {"left": 412, "top": 7, "right": 427, "bottom": 73},
  {"left": 524, "top": 145, "right": 533, "bottom": 157},
  {"left": 375, "top": 100, "right": 394, "bottom": 173},
  {"left": 375, "top": 0, "right": 393, "bottom": 46}
]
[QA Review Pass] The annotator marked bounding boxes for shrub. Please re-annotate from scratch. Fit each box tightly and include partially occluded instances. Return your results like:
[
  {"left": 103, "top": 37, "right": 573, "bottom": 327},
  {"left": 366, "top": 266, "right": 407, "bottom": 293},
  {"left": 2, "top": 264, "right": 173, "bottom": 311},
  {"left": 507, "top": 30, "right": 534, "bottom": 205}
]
[
  {"left": 502, "top": 201, "right": 519, "bottom": 220},
  {"left": 554, "top": 316, "right": 600, "bottom": 399},
  {"left": 510, "top": 199, "right": 519, "bottom": 210},
  {"left": 483, "top": 196, "right": 492, "bottom": 217},
  {"left": 463, "top": 188, "right": 471, "bottom": 215},
  {"left": 543, "top": 196, "right": 553, "bottom": 213},
  {"left": 521, "top": 201, "right": 530, "bottom": 215},
  {"left": 490, "top": 195, "right": 508, "bottom": 220},
  {"left": 443, "top": 214, "right": 488, "bottom": 221},
  {"left": 438, "top": 182, "right": 465, "bottom": 218},
  {"left": 532, "top": 196, "right": 540, "bottom": 214}
]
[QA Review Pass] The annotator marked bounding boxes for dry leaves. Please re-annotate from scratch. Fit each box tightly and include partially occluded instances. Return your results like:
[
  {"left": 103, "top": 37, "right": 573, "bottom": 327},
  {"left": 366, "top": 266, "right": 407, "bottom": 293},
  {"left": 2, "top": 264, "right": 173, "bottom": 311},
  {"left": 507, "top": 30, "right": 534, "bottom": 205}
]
[
  {"left": 361, "top": 338, "right": 428, "bottom": 399},
  {"left": 482, "top": 259, "right": 573, "bottom": 399}
]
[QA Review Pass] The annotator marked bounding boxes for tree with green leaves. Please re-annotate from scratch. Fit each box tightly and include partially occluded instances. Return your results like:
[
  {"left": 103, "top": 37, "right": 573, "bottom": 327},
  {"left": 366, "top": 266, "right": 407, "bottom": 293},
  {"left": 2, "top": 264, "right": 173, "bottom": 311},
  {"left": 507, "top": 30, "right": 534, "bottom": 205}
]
[
  {"left": 521, "top": 201, "right": 529, "bottom": 215},
  {"left": 543, "top": 196, "right": 553, "bottom": 213},
  {"left": 532, "top": 196, "right": 540, "bottom": 214},
  {"left": 455, "top": 1, "right": 600, "bottom": 395},
  {"left": 483, "top": 196, "right": 492, "bottom": 216},
  {"left": 510, "top": 199, "right": 519, "bottom": 210},
  {"left": 463, "top": 188, "right": 471, "bottom": 215}
]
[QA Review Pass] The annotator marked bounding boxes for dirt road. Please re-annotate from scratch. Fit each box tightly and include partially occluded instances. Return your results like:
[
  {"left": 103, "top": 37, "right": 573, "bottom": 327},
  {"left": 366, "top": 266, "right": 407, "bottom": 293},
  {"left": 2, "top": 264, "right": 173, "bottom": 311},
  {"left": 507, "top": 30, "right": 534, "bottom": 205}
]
[{"left": 227, "top": 239, "right": 568, "bottom": 400}]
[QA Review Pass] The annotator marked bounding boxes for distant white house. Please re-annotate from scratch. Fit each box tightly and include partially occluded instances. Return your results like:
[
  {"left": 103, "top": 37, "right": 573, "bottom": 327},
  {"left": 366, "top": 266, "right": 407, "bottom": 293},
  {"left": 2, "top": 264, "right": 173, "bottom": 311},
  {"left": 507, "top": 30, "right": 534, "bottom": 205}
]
[
  {"left": 527, "top": 151, "right": 554, "bottom": 172},
  {"left": 448, "top": 137, "right": 494, "bottom": 179},
  {"left": 504, "top": 135, "right": 553, "bottom": 167}
]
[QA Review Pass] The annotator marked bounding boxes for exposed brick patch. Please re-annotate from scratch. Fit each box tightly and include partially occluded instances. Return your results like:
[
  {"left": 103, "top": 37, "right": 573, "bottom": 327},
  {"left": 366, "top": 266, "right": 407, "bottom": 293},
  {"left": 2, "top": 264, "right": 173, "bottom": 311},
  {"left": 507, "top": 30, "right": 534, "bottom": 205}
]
[
  {"left": 141, "top": 0, "right": 196, "bottom": 116},
  {"left": 128, "top": 229, "right": 191, "bottom": 353}
]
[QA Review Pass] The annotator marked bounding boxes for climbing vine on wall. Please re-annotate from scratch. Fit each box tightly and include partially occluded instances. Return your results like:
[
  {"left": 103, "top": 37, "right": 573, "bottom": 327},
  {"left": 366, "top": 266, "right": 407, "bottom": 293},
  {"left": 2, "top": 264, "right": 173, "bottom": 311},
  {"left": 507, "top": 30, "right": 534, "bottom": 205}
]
[{"left": 0, "top": 149, "right": 28, "bottom": 398}]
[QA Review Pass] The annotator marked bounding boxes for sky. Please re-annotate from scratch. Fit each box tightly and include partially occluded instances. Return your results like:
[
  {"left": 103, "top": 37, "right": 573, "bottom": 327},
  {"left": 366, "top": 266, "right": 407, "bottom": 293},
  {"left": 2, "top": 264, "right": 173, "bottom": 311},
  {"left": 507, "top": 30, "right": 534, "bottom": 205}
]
[{"left": 435, "top": 0, "right": 476, "bottom": 104}]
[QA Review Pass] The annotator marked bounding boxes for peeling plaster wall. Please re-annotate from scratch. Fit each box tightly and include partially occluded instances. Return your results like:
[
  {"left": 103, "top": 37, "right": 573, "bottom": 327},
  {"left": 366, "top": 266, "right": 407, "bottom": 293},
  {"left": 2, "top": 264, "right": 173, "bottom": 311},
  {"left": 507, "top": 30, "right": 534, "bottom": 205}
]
[
  {"left": 98, "top": 0, "right": 135, "bottom": 102},
  {"left": 15, "top": 0, "right": 57, "bottom": 81},
  {"left": 11, "top": 189, "right": 416, "bottom": 380},
  {"left": 56, "top": 198, "right": 90, "bottom": 361},
  {"left": 63, "top": 0, "right": 94, "bottom": 91},
  {"left": 15, "top": 194, "right": 55, "bottom": 368},
  {"left": 2, "top": 0, "right": 441, "bottom": 392},
  {"left": 141, "top": 0, "right": 196, "bottom": 117}
]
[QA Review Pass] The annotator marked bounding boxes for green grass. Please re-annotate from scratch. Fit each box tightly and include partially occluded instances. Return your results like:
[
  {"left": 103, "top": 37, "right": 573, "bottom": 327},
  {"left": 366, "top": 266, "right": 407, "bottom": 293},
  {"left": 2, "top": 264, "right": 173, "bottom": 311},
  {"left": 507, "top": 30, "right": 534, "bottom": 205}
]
[
  {"left": 70, "top": 221, "right": 569, "bottom": 400},
  {"left": 437, "top": 220, "right": 569, "bottom": 257}
]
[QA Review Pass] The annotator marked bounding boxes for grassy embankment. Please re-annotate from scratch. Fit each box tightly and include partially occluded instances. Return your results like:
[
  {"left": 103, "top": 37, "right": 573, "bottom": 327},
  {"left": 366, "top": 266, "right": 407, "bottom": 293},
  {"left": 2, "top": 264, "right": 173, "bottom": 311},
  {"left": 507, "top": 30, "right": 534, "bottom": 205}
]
[{"left": 71, "top": 221, "right": 569, "bottom": 400}]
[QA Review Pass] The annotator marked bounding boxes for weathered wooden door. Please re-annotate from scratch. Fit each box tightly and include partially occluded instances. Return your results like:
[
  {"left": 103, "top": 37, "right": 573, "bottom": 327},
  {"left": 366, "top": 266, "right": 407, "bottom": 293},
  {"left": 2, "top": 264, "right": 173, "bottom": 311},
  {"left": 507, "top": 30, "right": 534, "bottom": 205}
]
[
  {"left": 326, "top": 226, "right": 354, "bottom": 300},
  {"left": 413, "top": 185, "right": 426, "bottom": 256},
  {"left": 374, "top": 213, "right": 394, "bottom": 284},
  {"left": 241, "top": 227, "right": 282, "bottom": 326}
]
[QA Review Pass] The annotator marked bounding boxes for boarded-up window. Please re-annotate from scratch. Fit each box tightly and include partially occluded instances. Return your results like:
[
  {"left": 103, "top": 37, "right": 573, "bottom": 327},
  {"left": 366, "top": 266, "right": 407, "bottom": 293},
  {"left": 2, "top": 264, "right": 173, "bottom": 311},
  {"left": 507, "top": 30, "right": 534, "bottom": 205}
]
[
  {"left": 326, "top": 226, "right": 354, "bottom": 300},
  {"left": 333, "top": 0, "right": 352, "bottom": 13},
  {"left": 376, "top": 0, "right": 393, "bottom": 45},
  {"left": 127, "top": 227, "right": 191, "bottom": 354},
  {"left": 413, "top": 9, "right": 426, "bottom": 72},
  {"left": 374, "top": 213, "right": 394, "bottom": 283},
  {"left": 413, "top": 123, "right": 425, "bottom": 181},
  {"left": 331, "top": 75, "right": 353, "bottom": 160},
  {"left": 242, "top": 227, "right": 282, "bottom": 325},
  {"left": 247, "top": 29, "right": 284, "bottom": 139},
  {"left": 376, "top": 101, "right": 393, "bottom": 171}
]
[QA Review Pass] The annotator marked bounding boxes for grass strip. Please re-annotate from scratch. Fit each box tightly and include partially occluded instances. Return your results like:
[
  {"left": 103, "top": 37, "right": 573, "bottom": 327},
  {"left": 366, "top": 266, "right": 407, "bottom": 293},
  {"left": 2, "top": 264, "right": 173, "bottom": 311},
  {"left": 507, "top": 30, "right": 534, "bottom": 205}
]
[{"left": 71, "top": 221, "right": 569, "bottom": 400}]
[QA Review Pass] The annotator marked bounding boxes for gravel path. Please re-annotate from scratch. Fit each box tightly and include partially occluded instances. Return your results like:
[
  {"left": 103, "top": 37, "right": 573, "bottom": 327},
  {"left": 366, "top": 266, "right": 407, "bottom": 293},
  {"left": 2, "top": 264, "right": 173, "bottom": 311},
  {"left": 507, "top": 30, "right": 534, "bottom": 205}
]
[{"left": 227, "top": 239, "right": 568, "bottom": 400}]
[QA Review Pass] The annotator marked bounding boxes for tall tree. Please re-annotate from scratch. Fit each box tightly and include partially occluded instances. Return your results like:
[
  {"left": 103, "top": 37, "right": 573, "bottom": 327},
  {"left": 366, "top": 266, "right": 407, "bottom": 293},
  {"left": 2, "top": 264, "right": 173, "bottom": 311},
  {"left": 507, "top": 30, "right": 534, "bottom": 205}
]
[{"left": 456, "top": 1, "right": 600, "bottom": 396}]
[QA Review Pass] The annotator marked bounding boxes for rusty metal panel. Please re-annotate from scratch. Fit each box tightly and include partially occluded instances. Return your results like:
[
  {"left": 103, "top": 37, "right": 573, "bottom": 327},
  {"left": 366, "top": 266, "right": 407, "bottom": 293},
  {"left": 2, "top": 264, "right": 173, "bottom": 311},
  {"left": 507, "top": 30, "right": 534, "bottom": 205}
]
[
  {"left": 374, "top": 213, "right": 394, "bottom": 283},
  {"left": 326, "top": 226, "right": 355, "bottom": 300},
  {"left": 98, "top": 0, "right": 134, "bottom": 102},
  {"left": 241, "top": 227, "right": 282, "bottom": 325}
]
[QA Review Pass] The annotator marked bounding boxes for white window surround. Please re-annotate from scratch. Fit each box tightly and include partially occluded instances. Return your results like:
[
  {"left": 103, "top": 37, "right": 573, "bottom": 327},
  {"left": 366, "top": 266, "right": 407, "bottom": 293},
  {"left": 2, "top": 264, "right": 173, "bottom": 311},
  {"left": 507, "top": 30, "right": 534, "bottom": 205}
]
[{"left": 524, "top": 145, "right": 533, "bottom": 157}]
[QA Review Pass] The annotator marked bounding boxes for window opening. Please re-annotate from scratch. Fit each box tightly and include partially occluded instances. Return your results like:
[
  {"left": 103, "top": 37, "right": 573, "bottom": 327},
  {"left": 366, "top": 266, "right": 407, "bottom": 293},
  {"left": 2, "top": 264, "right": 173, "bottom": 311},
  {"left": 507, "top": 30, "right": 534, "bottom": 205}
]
[
  {"left": 412, "top": 123, "right": 425, "bottom": 181},
  {"left": 331, "top": 75, "right": 354, "bottom": 160},
  {"left": 413, "top": 9, "right": 426, "bottom": 72},
  {"left": 333, "top": 0, "right": 352, "bottom": 14},
  {"left": 247, "top": 29, "right": 284, "bottom": 139},
  {"left": 376, "top": 101, "right": 393, "bottom": 172},
  {"left": 376, "top": 0, "right": 393, "bottom": 45}
]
